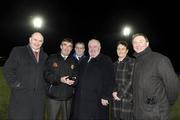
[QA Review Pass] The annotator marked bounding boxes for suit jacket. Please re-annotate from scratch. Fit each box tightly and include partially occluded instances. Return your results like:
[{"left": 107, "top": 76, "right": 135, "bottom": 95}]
[
  {"left": 3, "top": 45, "right": 48, "bottom": 120},
  {"left": 3, "top": 45, "right": 48, "bottom": 92},
  {"left": 72, "top": 53, "right": 86, "bottom": 64}
]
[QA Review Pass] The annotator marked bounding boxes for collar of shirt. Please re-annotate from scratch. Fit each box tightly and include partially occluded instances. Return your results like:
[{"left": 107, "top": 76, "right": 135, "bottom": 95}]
[
  {"left": 118, "top": 56, "right": 126, "bottom": 62},
  {"left": 61, "top": 54, "right": 68, "bottom": 60},
  {"left": 31, "top": 48, "right": 40, "bottom": 53},
  {"left": 76, "top": 55, "right": 82, "bottom": 60}
]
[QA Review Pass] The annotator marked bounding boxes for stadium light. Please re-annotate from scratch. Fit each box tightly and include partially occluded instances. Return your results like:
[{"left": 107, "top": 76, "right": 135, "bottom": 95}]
[
  {"left": 122, "top": 26, "right": 131, "bottom": 37},
  {"left": 32, "top": 16, "right": 43, "bottom": 29}
]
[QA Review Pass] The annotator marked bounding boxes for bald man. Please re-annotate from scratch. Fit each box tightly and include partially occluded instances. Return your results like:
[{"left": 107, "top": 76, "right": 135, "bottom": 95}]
[{"left": 3, "top": 32, "right": 48, "bottom": 120}]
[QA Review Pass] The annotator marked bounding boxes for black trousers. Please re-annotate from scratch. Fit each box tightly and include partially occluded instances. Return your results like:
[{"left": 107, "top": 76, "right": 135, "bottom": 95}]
[{"left": 48, "top": 98, "right": 72, "bottom": 120}]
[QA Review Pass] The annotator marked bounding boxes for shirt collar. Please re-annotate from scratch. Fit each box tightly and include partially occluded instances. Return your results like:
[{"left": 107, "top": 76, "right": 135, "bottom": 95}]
[
  {"left": 31, "top": 48, "right": 40, "bottom": 53},
  {"left": 76, "top": 55, "right": 82, "bottom": 59},
  {"left": 61, "top": 53, "right": 68, "bottom": 60}
]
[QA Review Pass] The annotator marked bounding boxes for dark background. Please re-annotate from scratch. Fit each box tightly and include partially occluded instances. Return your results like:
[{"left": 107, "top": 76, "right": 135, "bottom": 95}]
[{"left": 0, "top": 0, "right": 180, "bottom": 72}]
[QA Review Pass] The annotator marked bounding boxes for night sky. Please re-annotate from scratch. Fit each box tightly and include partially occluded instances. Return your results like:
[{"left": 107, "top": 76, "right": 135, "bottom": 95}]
[{"left": 1, "top": 1, "right": 180, "bottom": 72}]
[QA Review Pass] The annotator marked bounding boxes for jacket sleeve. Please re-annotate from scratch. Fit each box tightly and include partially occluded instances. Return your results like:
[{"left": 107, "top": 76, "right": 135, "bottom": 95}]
[
  {"left": 119, "top": 61, "right": 135, "bottom": 99},
  {"left": 44, "top": 56, "right": 61, "bottom": 85},
  {"left": 113, "top": 62, "right": 118, "bottom": 92},
  {"left": 158, "top": 57, "right": 180, "bottom": 105},
  {"left": 71, "top": 61, "right": 79, "bottom": 86},
  {"left": 3, "top": 47, "right": 21, "bottom": 88},
  {"left": 101, "top": 57, "right": 116, "bottom": 100}
]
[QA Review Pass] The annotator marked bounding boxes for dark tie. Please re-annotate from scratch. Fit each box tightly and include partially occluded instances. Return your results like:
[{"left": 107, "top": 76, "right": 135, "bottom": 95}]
[{"left": 34, "top": 51, "right": 39, "bottom": 62}]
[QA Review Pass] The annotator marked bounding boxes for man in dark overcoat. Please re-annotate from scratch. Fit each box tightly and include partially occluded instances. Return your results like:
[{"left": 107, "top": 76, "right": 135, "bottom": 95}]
[
  {"left": 132, "top": 33, "right": 180, "bottom": 120},
  {"left": 71, "top": 39, "right": 115, "bottom": 120},
  {"left": 3, "top": 32, "right": 48, "bottom": 120}
]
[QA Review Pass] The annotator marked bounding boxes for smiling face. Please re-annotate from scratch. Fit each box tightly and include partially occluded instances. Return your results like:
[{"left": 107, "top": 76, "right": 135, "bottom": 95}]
[
  {"left": 117, "top": 44, "right": 128, "bottom": 60},
  {"left": 75, "top": 43, "right": 85, "bottom": 56},
  {"left": 132, "top": 35, "right": 149, "bottom": 53},
  {"left": 29, "top": 32, "right": 44, "bottom": 50},
  {"left": 60, "top": 41, "right": 73, "bottom": 56},
  {"left": 88, "top": 39, "right": 101, "bottom": 58}
]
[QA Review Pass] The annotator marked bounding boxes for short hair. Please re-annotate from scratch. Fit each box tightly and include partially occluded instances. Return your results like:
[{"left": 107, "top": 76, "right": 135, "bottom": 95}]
[
  {"left": 75, "top": 42, "right": 85, "bottom": 48},
  {"left": 116, "top": 40, "right": 129, "bottom": 49},
  {"left": 61, "top": 38, "right": 73, "bottom": 45},
  {"left": 132, "top": 33, "right": 149, "bottom": 42},
  {"left": 88, "top": 39, "right": 101, "bottom": 48}
]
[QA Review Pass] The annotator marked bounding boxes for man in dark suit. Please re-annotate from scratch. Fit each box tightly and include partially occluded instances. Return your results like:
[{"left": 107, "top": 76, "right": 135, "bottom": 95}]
[
  {"left": 71, "top": 39, "right": 115, "bottom": 120},
  {"left": 72, "top": 42, "right": 86, "bottom": 63},
  {"left": 44, "top": 38, "right": 78, "bottom": 120},
  {"left": 3, "top": 32, "right": 48, "bottom": 120}
]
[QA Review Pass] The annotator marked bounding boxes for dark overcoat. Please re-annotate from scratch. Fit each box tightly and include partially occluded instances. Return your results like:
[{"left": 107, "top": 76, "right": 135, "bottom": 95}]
[
  {"left": 3, "top": 45, "right": 48, "bottom": 120},
  {"left": 71, "top": 54, "right": 115, "bottom": 120},
  {"left": 133, "top": 47, "right": 180, "bottom": 120}
]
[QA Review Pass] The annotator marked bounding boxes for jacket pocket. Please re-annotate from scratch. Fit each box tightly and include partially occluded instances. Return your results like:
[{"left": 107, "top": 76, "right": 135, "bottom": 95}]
[{"left": 143, "top": 91, "right": 160, "bottom": 119}]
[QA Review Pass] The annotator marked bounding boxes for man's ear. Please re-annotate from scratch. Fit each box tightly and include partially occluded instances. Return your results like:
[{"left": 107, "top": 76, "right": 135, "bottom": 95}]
[
  {"left": 29, "top": 37, "right": 32, "bottom": 43},
  {"left": 126, "top": 49, "right": 129, "bottom": 54},
  {"left": 146, "top": 42, "right": 149, "bottom": 47}
]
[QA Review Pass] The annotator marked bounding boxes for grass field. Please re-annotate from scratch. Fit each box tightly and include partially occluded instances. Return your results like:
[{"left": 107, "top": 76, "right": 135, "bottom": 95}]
[
  {"left": 0, "top": 67, "right": 10, "bottom": 119},
  {"left": 0, "top": 67, "right": 180, "bottom": 120}
]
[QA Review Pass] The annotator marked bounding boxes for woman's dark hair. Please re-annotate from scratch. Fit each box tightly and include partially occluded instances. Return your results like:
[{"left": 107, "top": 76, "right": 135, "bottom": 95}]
[{"left": 116, "top": 40, "right": 129, "bottom": 49}]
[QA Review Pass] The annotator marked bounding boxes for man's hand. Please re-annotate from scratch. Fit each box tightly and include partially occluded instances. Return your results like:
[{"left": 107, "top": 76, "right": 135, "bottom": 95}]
[
  {"left": 101, "top": 99, "right": 109, "bottom": 106},
  {"left": 112, "top": 92, "right": 121, "bottom": 101},
  {"left": 60, "top": 76, "right": 75, "bottom": 85}
]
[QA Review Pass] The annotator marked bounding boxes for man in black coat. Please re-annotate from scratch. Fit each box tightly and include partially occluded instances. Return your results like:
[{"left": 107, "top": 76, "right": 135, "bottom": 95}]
[
  {"left": 3, "top": 32, "right": 48, "bottom": 120},
  {"left": 132, "top": 33, "right": 180, "bottom": 120},
  {"left": 72, "top": 42, "right": 86, "bottom": 63},
  {"left": 44, "top": 38, "right": 78, "bottom": 120},
  {"left": 71, "top": 39, "right": 115, "bottom": 120}
]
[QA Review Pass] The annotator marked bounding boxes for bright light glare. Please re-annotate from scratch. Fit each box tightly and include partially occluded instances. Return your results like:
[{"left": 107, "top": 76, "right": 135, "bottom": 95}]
[
  {"left": 32, "top": 17, "right": 43, "bottom": 28},
  {"left": 123, "top": 26, "right": 131, "bottom": 36}
]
